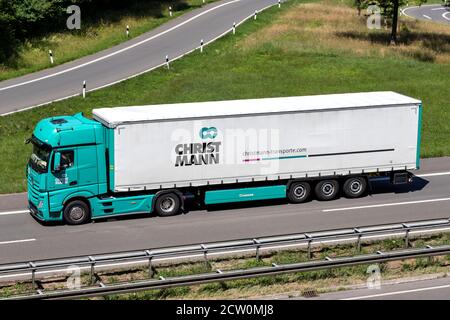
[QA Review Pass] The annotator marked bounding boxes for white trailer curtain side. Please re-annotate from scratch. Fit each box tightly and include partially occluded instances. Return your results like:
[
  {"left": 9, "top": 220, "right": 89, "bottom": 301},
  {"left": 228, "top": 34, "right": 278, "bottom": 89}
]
[{"left": 93, "top": 91, "right": 422, "bottom": 192}]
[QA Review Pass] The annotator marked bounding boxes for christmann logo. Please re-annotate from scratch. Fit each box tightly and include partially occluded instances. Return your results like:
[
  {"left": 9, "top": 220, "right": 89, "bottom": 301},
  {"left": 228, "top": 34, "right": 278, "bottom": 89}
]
[{"left": 174, "top": 127, "right": 221, "bottom": 167}]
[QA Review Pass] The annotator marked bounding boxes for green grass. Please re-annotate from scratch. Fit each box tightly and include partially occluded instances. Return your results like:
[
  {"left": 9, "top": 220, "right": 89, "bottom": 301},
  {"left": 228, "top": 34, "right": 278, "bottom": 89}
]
[
  {"left": 0, "top": 0, "right": 217, "bottom": 81},
  {"left": 0, "top": 0, "right": 449, "bottom": 193}
]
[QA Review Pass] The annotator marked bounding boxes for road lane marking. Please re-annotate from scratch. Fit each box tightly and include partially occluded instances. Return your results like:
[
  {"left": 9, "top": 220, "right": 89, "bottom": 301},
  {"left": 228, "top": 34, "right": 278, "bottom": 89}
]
[
  {"left": 0, "top": 238, "right": 35, "bottom": 245},
  {"left": 417, "top": 171, "right": 450, "bottom": 177},
  {"left": 0, "top": 209, "right": 29, "bottom": 216},
  {"left": 431, "top": 7, "right": 445, "bottom": 11},
  {"left": 443, "top": 12, "right": 450, "bottom": 21},
  {"left": 423, "top": 14, "right": 432, "bottom": 19},
  {"left": 322, "top": 197, "right": 450, "bottom": 212},
  {"left": 343, "top": 283, "right": 450, "bottom": 300},
  {"left": 0, "top": 0, "right": 241, "bottom": 92}
]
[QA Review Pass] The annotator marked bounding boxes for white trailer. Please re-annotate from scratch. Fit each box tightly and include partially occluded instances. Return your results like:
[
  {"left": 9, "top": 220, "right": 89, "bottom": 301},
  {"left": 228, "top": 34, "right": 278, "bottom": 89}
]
[{"left": 93, "top": 92, "right": 422, "bottom": 202}]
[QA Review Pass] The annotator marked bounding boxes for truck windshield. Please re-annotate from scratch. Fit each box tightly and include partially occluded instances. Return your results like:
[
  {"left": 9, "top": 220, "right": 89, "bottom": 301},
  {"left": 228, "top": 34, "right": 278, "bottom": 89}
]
[{"left": 29, "top": 137, "right": 51, "bottom": 173}]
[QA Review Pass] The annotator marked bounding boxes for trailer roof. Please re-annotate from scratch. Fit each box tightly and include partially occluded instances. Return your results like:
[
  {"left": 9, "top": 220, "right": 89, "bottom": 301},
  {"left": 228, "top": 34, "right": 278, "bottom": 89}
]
[{"left": 93, "top": 91, "right": 421, "bottom": 127}]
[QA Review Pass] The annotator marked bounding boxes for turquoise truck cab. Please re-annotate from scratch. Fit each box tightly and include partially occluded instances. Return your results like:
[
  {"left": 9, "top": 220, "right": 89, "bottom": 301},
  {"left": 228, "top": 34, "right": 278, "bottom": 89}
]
[
  {"left": 28, "top": 113, "right": 157, "bottom": 224},
  {"left": 27, "top": 113, "right": 107, "bottom": 222}
]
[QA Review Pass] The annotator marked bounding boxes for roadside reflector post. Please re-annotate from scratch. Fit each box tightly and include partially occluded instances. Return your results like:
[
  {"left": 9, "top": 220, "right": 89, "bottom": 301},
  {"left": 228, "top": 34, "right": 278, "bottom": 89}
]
[
  {"left": 82, "top": 80, "right": 86, "bottom": 98},
  {"left": 48, "top": 50, "right": 54, "bottom": 64},
  {"left": 200, "top": 39, "right": 204, "bottom": 53},
  {"left": 88, "top": 256, "right": 95, "bottom": 285},
  {"left": 169, "top": 6, "right": 173, "bottom": 17},
  {"left": 254, "top": 10, "right": 258, "bottom": 20},
  {"left": 165, "top": 55, "right": 170, "bottom": 69},
  {"left": 233, "top": 22, "right": 236, "bottom": 35},
  {"left": 126, "top": 25, "right": 130, "bottom": 38},
  {"left": 278, "top": 0, "right": 281, "bottom": 8}
]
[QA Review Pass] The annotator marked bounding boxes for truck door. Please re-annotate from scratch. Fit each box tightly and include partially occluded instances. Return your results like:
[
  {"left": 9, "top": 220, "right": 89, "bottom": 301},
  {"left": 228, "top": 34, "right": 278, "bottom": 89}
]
[{"left": 48, "top": 149, "right": 78, "bottom": 191}]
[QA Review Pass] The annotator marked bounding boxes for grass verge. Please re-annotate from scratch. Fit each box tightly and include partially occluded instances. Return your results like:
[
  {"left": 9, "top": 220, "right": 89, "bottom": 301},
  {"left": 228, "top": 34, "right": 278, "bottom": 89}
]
[{"left": 0, "top": 0, "right": 449, "bottom": 193}]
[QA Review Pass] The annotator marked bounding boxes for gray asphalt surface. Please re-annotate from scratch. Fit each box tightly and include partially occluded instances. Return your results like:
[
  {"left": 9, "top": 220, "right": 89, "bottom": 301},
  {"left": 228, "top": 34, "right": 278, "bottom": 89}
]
[
  {"left": 0, "top": 157, "right": 449, "bottom": 264},
  {"left": 0, "top": 0, "right": 279, "bottom": 115},
  {"left": 402, "top": 4, "right": 450, "bottom": 24},
  {"left": 308, "top": 276, "right": 450, "bottom": 300}
]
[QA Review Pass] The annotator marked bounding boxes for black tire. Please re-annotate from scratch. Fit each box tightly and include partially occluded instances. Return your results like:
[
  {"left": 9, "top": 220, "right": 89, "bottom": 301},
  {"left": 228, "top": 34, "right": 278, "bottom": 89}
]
[
  {"left": 288, "top": 182, "right": 311, "bottom": 203},
  {"left": 63, "top": 200, "right": 90, "bottom": 225},
  {"left": 155, "top": 193, "right": 181, "bottom": 217},
  {"left": 315, "top": 180, "right": 339, "bottom": 201},
  {"left": 343, "top": 176, "right": 367, "bottom": 198}
]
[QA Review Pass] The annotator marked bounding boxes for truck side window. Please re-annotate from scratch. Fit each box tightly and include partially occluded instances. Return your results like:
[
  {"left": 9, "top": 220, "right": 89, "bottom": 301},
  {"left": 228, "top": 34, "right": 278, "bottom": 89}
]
[{"left": 60, "top": 150, "right": 74, "bottom": 168}]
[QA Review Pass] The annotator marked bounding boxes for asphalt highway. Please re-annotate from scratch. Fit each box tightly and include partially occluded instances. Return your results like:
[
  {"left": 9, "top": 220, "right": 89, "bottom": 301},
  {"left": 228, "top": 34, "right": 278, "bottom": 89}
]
[
  {"left": 0, "top": 157, "right": 449, "bottom": 264},
  {"left": 311, "top": 276, "right": 450, "bottom": 300},
  {"left": 0, "top": 0, "right": 281, "bottom": 116},
  {"left": 402, "top": 4, "right": 450, "bottom": 24}
]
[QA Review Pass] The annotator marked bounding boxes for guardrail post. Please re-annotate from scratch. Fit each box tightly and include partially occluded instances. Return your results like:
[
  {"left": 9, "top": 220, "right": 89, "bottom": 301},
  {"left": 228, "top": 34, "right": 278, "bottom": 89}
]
[
  {"left": 403, "top": 224, "right": 410, "bottom": 248},
  {"left": 426, "top": 245, "right": 434, "bottom": 264},
  {"left": 354, "top": 228, "right": 362, "bottom": 253},
  {"left": 88, "top": 256, "right": 95, "bottom": 285},
  {"left": 201, "top": 244, "right": 210, "bottom": 268},
  {"left": 253, "top": 239, "right": 261, "bottom": 261},
  {"left": 145, "top": 250, "right": 155, "bottom": 278},
  {"left": 29, "top": 262, "right": 36, "bottom": 289},
  {"left": 305, "top": 234, "right": 312, "bottom": 259}
]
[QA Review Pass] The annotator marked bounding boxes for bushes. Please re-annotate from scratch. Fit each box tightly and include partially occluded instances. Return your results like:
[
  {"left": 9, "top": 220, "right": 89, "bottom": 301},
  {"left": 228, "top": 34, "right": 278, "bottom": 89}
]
[{"left": 0, "top": 0, "right": 185, "bottom": 63}]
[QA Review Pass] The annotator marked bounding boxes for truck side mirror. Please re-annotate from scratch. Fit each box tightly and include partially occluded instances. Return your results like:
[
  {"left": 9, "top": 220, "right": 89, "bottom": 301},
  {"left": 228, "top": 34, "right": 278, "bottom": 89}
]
[{"left": 53, "top": 152, "right": 62, "bottom": 172}]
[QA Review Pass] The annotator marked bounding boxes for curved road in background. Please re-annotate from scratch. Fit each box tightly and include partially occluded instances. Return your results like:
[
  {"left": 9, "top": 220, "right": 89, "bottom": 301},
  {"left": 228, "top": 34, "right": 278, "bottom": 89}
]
[
  {"left": 0, "top": 0, "right": 280, "bottom": 116},
  {"left": 402, "top": 4, "right": 450, "bottom": 24},
  {"left": 0, "top": 157, "right": 449, "bottom": 264}
]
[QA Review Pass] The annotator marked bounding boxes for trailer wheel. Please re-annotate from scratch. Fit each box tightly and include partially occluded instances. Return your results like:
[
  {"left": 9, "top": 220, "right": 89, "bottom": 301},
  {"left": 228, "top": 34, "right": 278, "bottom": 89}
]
[
  {"left": 288, "top": 182, "right": 311, "bottom": 203},
  {"left": 63, "top": 200, "right": 90, "bottom": 225},
  {"left": 315, "top": 180, "right": 339, "bottom": 201},
  {"left": 343, "top": 177, "right": 367, "bottom": 198},
  {"left": 155, "top": 193, "right": 180, "bottom": 217}
]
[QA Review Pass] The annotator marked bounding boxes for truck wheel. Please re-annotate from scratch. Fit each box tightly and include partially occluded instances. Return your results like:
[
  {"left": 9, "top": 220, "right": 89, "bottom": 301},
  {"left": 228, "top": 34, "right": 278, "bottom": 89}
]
[
  {"left": 315, "top": 180, "right": 339, "bottom": 201},
  {"left": 288, "top": 182, "right": 311, "bottom": 203},
  {"left": 63, "top": 200, "right": 90, "bottom": 225},
  {"left": 343, "top": 177, "right": 367, "bottom": 198},
  {"left": 155, "top": 193, "right": 180, "bottom": 217}
]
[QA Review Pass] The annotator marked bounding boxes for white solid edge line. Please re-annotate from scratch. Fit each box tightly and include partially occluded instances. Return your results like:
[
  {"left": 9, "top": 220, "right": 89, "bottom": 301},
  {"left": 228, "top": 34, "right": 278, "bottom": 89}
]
[
  {"left": 1, "top": 0, "right": 279, "bottom": 117},
  {"left": 417, "top": 171, "right": 450, "bottom": 177},
  {"left": 322, "top": 197, "right": 450, "bottom": 212},
  {"left": 0, "top": 210, "right": 29, "bottom": 216},
  {"left": 343, "top": 283, "right": 450, "bottom": 300},
  {"left": 0, "top": 238, "right": 36, "bottom": 245},
  {"left": 0, "top": 0, "right": 242, "bottom": 92}
]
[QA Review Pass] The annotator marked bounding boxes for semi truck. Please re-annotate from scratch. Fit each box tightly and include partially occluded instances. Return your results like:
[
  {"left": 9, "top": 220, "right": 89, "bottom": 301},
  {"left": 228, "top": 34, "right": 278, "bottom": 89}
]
[{"left": 27, "top": 91, "right": 422, "bottom": 224}]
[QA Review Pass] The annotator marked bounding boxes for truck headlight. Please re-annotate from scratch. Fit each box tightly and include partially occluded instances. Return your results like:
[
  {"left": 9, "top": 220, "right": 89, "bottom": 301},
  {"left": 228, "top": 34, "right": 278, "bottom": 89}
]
[{"left": 38, "top": 201, "right": 44, "bottom": 209}]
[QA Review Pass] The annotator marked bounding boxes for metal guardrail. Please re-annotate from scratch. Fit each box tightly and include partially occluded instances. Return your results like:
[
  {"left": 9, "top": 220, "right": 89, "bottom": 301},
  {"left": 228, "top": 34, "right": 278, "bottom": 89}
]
[
  {"left": 5, "top": 244, "right": 450, "bottom": 300},
  {"left": 1, "top": 217, "right": 449, "bottom": 285},
  {"left": 0, "top": 217, "right": 449, "bottom": 298}
]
